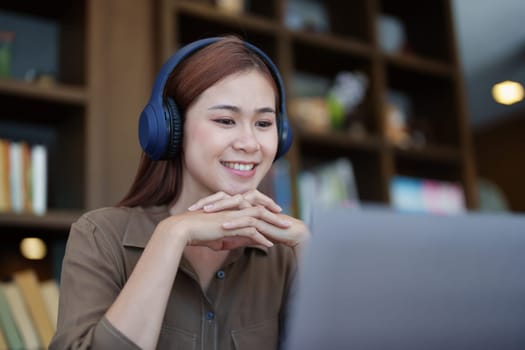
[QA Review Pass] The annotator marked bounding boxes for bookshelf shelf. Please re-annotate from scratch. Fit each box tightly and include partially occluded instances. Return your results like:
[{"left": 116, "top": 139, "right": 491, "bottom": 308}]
[
  {"left": 0, "top": 210, "right": 81, "bottom": 231},
  {"left": 393, "top": 144, "right": 462, "bottom": 163},
  {"left": 289, "top": 31, "right": 373, "bottom": 57},
  {"left": 296, "top": 127, "right": 383, "bottom": 152},
  {"left": 383, "top": 53, "right": 453, "bottom": 77},
  {"left": 0, "top": 78, "right": 87, "bottom": 105},
  {"left": 175, "top": 1, "right": 279, "bottom": 34}
]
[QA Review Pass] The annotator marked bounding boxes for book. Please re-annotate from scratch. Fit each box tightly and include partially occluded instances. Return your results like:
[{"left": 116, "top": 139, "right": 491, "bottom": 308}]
[
  {"left": 40, "top": 279, "right": 59, "bottom": 330},
  {"left": 0, "top": 139, "right": 10, "bottom": 212},
  {"left": 2, "top": 282, "right": 40, "bottom": 350},
  {"left": 0, "top": 324, "right": 8, "bottom": 350},
  {"left": 13, "top": 270, "right": 55, "bottom": 348},
  {"left": 8, "top": 141, "right": 24, "bottom": 213},
  {"left": 0, "top": 283, "right": 24, "bottom": 350},
  {"left": 390, "top": 176, "right": 466, "bottom": 214},
  {"left": 297, "top": 158, "right": 359, "bottom": 224},
  {"left": 31, "top": 144, "right": 48, "bottom": 216}
]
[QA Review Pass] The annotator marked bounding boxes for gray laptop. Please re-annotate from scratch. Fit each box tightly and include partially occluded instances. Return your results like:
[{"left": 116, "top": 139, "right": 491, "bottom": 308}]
[{"left": 284, "top": 208, "right": 525, "bottom": 350}]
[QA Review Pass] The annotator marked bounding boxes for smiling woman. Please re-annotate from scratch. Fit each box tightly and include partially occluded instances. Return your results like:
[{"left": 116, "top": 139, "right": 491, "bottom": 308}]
[{"left": 49, "top": 36, "right": 309, "bottom": 350}]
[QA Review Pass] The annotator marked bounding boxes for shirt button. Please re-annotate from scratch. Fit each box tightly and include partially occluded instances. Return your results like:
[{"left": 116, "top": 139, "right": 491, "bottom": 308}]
[
  {"left": 216, "top": 270, "right": 225, "bottom": 279},
  {"left": 207, "top": 311, "right": 215, "bottom": 320}
]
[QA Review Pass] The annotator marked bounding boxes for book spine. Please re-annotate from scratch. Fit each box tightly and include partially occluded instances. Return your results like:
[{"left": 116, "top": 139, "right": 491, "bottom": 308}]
[
  {"left": 0, "top": 139, "right": 10, "bottom": 212},
  {"left": 31, "top": 144, "right": 47, "bottom": 216},
  {"left": 0, "top": 283, "right": 24, "bottom": 350},
  {"left": 2, "top": 282, "right": 41, "bottom": 350},
  {"left": 8, "top": 141, "right": 24, "bottom": 213},
  {"left": 13, "top": 270, "right": 55, "bottom": 348}
]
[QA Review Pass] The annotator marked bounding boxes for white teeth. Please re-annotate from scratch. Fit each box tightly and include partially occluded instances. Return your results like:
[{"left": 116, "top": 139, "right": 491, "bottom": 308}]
[{"left": 223, "top": 162, "right": 254, "bottom": 171}]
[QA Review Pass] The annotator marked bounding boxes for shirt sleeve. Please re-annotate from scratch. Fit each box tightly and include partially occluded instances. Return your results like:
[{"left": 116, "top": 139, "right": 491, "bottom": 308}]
[{"left": 49, "top": 214, "right": 140, "bottom": 349}]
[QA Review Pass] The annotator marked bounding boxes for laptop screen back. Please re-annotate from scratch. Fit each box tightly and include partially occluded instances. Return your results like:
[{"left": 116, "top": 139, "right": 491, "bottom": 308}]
[{"left": 284, "top": 209, "right": 525, "bottom": 350}]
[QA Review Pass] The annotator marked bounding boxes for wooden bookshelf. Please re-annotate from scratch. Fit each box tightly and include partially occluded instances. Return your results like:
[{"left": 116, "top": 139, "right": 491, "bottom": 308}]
[{"left": 0, "top": 0, "right": 478, "bottom": 280}]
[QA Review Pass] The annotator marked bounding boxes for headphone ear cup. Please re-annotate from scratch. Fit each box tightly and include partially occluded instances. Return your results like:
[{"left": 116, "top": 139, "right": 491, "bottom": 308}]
[
  {"left": 164, "top": 97, "right": 183, "bottom": 159},
  {"left": 276, "top": 112, "right": 293, "bottom": 160}
]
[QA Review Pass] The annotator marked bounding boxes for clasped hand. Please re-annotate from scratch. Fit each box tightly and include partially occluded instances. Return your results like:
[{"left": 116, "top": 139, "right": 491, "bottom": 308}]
[{"left": 178, "top": 190, "right": 309, "bottom": 251}]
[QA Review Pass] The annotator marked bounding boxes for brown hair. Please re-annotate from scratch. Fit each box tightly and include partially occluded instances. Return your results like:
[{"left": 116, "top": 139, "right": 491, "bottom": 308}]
[{"left": 118, "top": 36, "right": 279, "bottom": 207}]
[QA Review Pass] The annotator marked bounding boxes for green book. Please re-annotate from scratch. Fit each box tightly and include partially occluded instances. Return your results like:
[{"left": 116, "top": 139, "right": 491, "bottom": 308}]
[{"left": 0, "top": 284, "right": 24, "bottom": 350}]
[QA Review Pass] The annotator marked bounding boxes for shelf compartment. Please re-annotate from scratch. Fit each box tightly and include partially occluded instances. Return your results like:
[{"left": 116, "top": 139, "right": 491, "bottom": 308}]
[
  {"left": 298, "top": 139, "right": 384, "bottom": 203},
  {"left": 378, "top": 0, "right": 453, "bottom": 64},
  {"left": 291, "top": 39, "right": 377, "bottom": 136},
  {"left": 385, "top": 64, "right": 460, "bottom": 148},
  {"left": 0, "top": 97, "right": 86, "bottom": 210},
  {"left": 1, "top": 1, "right": 86, "bottom": 85}
]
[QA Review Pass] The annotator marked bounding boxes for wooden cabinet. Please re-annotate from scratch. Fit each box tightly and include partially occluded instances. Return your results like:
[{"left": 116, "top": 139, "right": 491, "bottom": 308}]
[{"left": 156, "top": 0, "right": 477, "bottom": 213}]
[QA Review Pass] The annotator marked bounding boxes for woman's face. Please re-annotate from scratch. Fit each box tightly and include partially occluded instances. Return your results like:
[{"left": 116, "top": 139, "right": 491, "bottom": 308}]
[{"left": 181, "top": 70, "right": 279, "bottom": 198}]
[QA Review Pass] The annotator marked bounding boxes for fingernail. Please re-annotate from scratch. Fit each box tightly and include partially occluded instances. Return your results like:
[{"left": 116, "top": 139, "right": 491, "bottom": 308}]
[
  {"left": 187, "top": 204, "right": 197, "bottom": 211},
  {"left": 266, "top": 240, "right": 274, "bottom": 247},
  {"left": 222, "top": 221, "right": 233, "bottom": 228},
  {"left": 276, "top": 205, "right": 283, "bottom": 212}
]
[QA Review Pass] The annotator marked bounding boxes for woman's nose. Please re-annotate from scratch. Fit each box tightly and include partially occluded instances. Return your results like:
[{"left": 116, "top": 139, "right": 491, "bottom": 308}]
[{"left": 232, "top": 126, "right": 260, "bottom": 153}]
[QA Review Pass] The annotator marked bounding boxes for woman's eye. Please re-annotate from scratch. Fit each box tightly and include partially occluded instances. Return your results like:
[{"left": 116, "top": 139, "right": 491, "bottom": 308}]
[
  {"left": 214, "top": 118, "right": 235, "bottom": 125},
  {"left": 256, "top": 120, "right": 273, "bottom": 128}
]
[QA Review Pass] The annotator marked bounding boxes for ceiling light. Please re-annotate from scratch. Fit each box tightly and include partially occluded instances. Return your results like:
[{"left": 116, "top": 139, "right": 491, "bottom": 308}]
[{"left": 492, "top": 80, "right": 524, "bottom": 105}]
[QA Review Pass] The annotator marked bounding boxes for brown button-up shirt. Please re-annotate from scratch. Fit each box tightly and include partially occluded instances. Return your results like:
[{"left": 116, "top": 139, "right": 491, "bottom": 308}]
[{"left": 49, "top": 206, "right": 298, "bottom": 350}]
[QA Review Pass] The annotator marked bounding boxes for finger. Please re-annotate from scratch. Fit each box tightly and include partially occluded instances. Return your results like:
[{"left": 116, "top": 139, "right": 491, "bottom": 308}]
[
  {"left": 222, "top": 216, "right": 295, "bottom": 246},
  {"left": 223, "top": 226, "right": 274, "bottom": 247},
  {"left": 230, "top": 206, "right": 292, "bottom": 228},
  {"left": 202, "top": 194, "right": 251, "bottom": 212},
  {"left": 187, "top": 192, "right": 229, "bottom": 211},
  {"left": 243, "top": 190, "right": 282, "bottom": 212}
]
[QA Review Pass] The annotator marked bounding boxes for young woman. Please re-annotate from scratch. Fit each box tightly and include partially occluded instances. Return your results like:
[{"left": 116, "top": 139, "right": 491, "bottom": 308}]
[{"left": 50, "top": 36, "right": 309, "bottom": 349}]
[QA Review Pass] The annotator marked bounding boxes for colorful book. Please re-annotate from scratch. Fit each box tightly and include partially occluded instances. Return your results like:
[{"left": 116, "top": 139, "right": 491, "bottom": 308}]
[
  {"left": 13, "top": 270, "right": 55, "bottom": 348},
  {"left": 390, "top": 176, "right": 466, "bottom": 214},
  {"left": 0, "top": 324, "right": 8, "bottom": 350},
  {"left": 297, "top": 157, "right": 359, "bottom": 224},
  {"left": 31, "top": 144, "right": 48, "bottom": 216},
  {"left": 21, "top": 142, "right": 32, "bottom": 213},
  {"left": 0, "top": 283, "right": 24, "bottom": 350},
  {"left": 8, "top": 141, "right": 24, "bottom": 213},
  {"left": 40, "top": 279, "right": 59, "bottom": 330},
  {"left": 0, "top": 139, "right": 10, "bottom": 212},
  {"left": 2, "top": 282, "right": 41, "bottom": 350}
]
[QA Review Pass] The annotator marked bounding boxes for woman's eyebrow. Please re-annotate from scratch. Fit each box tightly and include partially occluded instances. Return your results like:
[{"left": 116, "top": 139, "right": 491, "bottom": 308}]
[
  {"left": 208, "top": 104, "right": 240, "bottom": 112},
  {"left": 208, "top": 105, "right": 276, "bottom": 114}
]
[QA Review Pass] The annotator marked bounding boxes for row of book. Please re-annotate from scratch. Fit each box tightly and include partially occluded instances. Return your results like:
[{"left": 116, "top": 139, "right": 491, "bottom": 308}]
[
  {"left": 0, "top": 138, "right": 48, "bottom": 216},
  {"left": 0, "top": 269, "right": 58, "bottom": 350},
  {"left": 295, "top": 158, "right": 466, "bottom": 223}
]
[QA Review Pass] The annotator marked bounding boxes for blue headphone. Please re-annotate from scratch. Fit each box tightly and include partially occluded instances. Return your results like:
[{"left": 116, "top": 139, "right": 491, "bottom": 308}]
[{"left": 139, "top": 37, "right": 293, "bottom": 161}]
